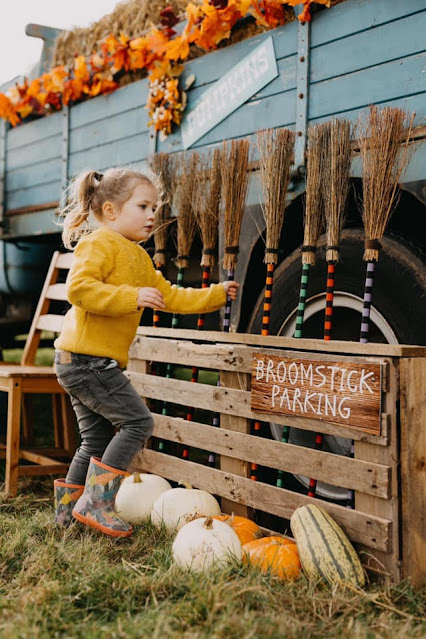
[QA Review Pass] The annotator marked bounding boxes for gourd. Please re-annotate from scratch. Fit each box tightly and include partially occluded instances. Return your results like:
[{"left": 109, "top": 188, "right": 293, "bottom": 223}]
[
  {"left": 115, "top": 472, "right": 172, "bottom": 524},
  {"left": 290, "top": 504, "right": 365, "bottom": 587},
  {"left": 151, "top": 482, "right": 221, "bottom": 532},
  {"left": 213, "top": 514, "right": 262, "bottom": 546},
  {"left": 242, "top": 536, "right": 301, "bottom": 580},
  {"left": 172, "top": 516, "right": 242, "bottom": 572}
]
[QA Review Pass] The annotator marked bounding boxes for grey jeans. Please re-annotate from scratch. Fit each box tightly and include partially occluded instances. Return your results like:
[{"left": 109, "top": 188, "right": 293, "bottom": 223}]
[{"left": 55, "top": 351, "right": 154, "bottom": 485}]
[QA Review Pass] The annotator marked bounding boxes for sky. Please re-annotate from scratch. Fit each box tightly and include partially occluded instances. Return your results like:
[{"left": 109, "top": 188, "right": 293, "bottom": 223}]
[{"left": 0, "top": 0, "right": 121, "bottom": 87}]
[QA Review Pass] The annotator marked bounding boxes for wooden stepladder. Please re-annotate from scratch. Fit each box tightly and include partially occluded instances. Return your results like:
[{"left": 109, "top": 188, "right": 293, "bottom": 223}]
[{"left": 0, "top": 251, "right": 76, "bottom": 495}]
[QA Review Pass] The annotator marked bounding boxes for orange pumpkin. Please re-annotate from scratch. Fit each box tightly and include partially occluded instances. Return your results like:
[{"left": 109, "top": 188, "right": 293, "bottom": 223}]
[
  {"left": 212, "top": 514, "right": 262, "bottom": 546},
  {"left": 242, "top": 536, "right": 301, "bottom": 580}
]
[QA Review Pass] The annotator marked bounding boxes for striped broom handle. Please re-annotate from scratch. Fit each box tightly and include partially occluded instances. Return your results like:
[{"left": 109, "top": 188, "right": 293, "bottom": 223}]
[
  {"left": 346, "top": 259, "right": 376, "bottom": 508},
  {"left": 208, "top": 269, "right": 235, "bottom": 467},
  {"left": 307, "top": 261, "right": 336, "bottom": 498},
  {"left": 277, "top": 262, "right": 310, "bottom": 487},
  {"left": 160, "top": 266, "right": 185, "bottom": 451},
  {"left": 251, "top": 263, "right": 275, "bottom": 481},
  {"left": 183, "top": 266, "right": 211, "bottom": 459}
]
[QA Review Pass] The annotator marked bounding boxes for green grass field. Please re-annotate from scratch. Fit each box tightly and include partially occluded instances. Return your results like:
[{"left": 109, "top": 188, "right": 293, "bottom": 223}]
[{"left": 0, "top": 482, "right": 425, "bottom": 639}]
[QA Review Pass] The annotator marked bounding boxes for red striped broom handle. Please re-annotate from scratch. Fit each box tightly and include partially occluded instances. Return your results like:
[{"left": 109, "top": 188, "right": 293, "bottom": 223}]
[
  {"left": 250, "top": 262, "right": 275, "bottom": 481},
  {"left": 307, "top": 261, "right": 336, "bottom": 498}
]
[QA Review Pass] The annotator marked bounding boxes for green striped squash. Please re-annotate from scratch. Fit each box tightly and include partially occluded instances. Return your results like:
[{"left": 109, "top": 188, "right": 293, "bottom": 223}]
[{"left": 290, "top": 504, "right": 365, "bottom": 587}]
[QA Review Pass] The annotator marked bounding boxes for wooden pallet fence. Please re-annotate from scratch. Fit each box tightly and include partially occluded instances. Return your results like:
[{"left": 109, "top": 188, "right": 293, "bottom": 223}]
[{"left": 127, "top": 327, "right": 426, "bottom": 586}]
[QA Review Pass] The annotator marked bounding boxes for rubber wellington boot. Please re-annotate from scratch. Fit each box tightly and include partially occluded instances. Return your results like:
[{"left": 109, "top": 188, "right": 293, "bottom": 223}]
[
  {"left": 72, "top": 457, "right": 133, "bottom": 538},
  {"left": 54, "top": 479, "right": 84, "bottom": 526}
]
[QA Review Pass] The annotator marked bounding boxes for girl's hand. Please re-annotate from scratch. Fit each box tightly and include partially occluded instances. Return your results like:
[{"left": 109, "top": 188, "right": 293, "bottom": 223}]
[
  {"left": 137, "top": 287, "right": 165, "bottom": 310},
  {"left": 223, "top": 280, "right": 240, "bottom": 301}
]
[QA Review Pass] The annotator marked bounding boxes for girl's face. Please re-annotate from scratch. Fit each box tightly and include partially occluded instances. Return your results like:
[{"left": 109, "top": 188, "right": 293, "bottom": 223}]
[{"left": 105, "top": 181, "right": 158, "bottom": 242}]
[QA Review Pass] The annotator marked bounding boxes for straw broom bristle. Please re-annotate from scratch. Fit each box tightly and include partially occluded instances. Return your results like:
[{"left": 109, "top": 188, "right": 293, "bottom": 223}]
[
  {"left": 303, "top": 123, "right": 329, "bottom": 266},
  {"left": 323, "top": 118, "right": 352, "bottom": 263},
  {"left": 195, "top": 149, "right": 221, "bottom": 268},
  {"left": 149, "top": 152, "right": 176, "bottom": 267},
  {"left": 221, "top": 139, "right": 250, "bottom": 271},
  {"left": 257, "top": 128, "right": 295, "bottom": 264},
  {"left": 174, "top": 152, "right": 198, "bottom": 269},
  {"left": 358, "top": 106, "right": 414, "bottom": 261}
]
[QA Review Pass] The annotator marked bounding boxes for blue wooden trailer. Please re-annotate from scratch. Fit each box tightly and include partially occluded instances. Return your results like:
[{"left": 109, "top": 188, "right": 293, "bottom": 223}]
[{"left": 0, "top": 0, "right": 425, "bottom": 350}]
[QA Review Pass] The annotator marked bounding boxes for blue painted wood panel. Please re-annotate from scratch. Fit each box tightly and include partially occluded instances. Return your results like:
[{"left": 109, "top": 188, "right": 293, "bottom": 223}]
[
  {"left": 68, "top": 131, "right": 151, "bottom": 175},
  {"left": 6, "top": 181, "right": 61, "bottom": 209},
  {"left": 69, "top": 105, "right": 149, "bottom": 154},
  {"left": 6, "top": 111, "right": 61, "bottom": 150},
  {"left": 6, "top": 135, "right": 61, "bottom": 171},
  {"left": 70, "top": 81, "right": 148, "bottom": 129},
  {"left": 6, "top": 158, "right": 61, "bottom": 191}
]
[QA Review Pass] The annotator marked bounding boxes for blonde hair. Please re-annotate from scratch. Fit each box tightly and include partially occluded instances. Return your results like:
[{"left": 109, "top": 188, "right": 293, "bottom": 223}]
[{"left": 59, "top": 167, "right": 158, "bottom": 249}]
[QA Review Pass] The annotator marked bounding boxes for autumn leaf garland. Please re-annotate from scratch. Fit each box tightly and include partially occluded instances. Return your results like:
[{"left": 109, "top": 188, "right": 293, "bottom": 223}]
[{"left": 0, "top": 0, "right": 334, "bottom": 136}]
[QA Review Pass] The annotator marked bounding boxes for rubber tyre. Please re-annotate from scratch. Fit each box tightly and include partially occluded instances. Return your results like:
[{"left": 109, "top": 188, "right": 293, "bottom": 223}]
[{"left": 248, "top": 229, "right": 426, "bottom": 345}]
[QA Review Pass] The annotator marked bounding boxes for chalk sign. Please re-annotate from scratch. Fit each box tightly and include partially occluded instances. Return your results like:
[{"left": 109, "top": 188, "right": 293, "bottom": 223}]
[
  {"left": 181, "top": 36, "right": 278, "bottom": 149},
  {"left": 251, "top": 353, "right": 382, "bottom": 435}
]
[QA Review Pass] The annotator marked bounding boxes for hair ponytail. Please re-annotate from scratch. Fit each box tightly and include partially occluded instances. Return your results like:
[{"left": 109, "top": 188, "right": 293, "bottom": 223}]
[
  {"left": 59, "top": 170, "right": 103, "bottom": 249},
  {"left": 59, "top": 166, "right": 156, "bottom": 249}
]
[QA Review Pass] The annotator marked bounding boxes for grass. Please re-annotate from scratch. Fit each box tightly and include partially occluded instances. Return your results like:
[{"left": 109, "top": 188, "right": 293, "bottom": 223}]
[{"left": 0, "top": 481, "right": 425, "bottom": 639}]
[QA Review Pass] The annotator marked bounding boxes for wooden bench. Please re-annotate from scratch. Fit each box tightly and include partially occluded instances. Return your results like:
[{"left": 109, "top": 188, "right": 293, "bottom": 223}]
[{"left": 0, "top": 251, "right": 76, "bottom": 495}]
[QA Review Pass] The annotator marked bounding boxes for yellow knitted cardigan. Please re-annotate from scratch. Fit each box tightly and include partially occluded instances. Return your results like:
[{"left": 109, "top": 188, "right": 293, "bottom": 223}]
[{"left": 55, "top": 227, "right": 226, "bottom": 367}]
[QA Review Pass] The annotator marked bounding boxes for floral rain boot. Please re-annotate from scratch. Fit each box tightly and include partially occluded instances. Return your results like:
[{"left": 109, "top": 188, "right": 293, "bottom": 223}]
[
  {"left": 72, "top": 457, "right": 133, "bottom": 538},
  {"left": 54, "top": 479, "right": 84, "bottom": 526}
]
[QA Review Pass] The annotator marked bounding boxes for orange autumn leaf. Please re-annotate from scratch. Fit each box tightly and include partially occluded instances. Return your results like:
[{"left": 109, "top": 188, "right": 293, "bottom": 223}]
[
  {"left": 0, "top": 93, "right": 20, "bottom": 126},
  {"left": 74, "top": 56, "right": 90, "bottom": 83},
  {"left": 146, "top": 27, "right": 170, "bottom": 57},
  {"left": 165, "top": 35, "right": 190, "bottom": 61}
]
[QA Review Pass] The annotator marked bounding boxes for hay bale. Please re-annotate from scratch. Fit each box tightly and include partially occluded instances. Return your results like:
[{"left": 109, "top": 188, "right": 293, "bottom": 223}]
[{"left": 52, "top": 0, "right": 191, "bottom": 68}]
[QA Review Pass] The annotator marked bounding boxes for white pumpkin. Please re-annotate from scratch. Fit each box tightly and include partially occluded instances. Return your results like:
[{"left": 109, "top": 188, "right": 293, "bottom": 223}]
[
  {"left": 115, "top": 472, "right": 172, "bottom": 524},
  {"left": 172, "top": 516, "right": 242, "bottom": 572},
  {"left": 151, "top": 483, "right": 221, "bottom": 532}
]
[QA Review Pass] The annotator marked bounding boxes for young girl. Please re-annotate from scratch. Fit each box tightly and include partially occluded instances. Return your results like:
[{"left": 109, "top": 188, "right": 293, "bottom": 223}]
[{"left": 53, "top": 167, "right": 239, "bottom": 538}]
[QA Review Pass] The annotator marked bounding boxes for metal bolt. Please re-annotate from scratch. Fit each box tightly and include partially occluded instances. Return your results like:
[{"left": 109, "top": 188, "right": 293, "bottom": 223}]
[
  {"left": 297, "top": 131, "right": 303, "bottom": 137},
  {"left": 298, "top": 93, "right": 304, "bottom": 99},
  {"left": 299, "top": 56, "right": 305, "bottom": 62}
]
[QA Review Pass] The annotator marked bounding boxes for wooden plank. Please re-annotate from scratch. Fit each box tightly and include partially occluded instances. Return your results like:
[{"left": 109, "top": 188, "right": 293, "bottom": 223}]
[
  {"left": 20, "top": 450, "right": 64, "bottom": 465},
  {"left": 70, "top": 106, "right": 150, "bottom": 155},
  {"left": 5, "top": 201, "right": 59, "bottom": 216},
  {"left": 69, "top": 131, "right": 150, "bottom": 175},
  {"left": 219, "top": 371, "right": 251, "bottom": 517},
  {"left": 310, "top": 12, "right": 426, "bottom": 84},
  {"left": 399, "top": 358, "right": 426, "bottom": 587},
  {"left": 5, "top": 378, "right": 22, "bottom": 496},
  {"left": 130, "top": 336, "right": 389, "bottom": 373},
  {"left": 18, "top": 463, "right": 69, "bottom": 476},
  {"left": 151, "top": 412, "right": 391, "bottom": 498},
  {"left": 6, "top": 158, "right": 62, "bottom": 191},
  {"left": 6, "top": 181, "right": 61, "bottom": 211},
  {"left": 310, "top": 0, "right": 425, "bottom": 47},
  {"left": 6, "top": 111, "right": 62, "bottom": 150},
  {"left": 133, "top": 449, "right": 392, "bottom": 552},
  {"left": 128, "top": 371, "right": 389, "bottom": 445},
  {"left": 134, "top": 327, "right": 426, "bottom": 357},
  {"left": 70, "top": 80, "right": 148, "bottom": 129},
  {"left": 57, "top": 252, "right": 74, "bottom": 269},
  {"left": 354, "top": 361, "right": 401, "bottom": 580},
  {"left": 252, "top": 354, "right": 382, "bottom": 434},
  {"left": 35, "top": 314, "right": 65, "bottom": 334},
  {"left": 6, "top": 136, "right": 61, "bottom": 171},
  {"left": 46, "top": 283, "right": 68, "bottom": 301},
  {"left": 309, "top": 53, "right": 426, "bottom": 121}
]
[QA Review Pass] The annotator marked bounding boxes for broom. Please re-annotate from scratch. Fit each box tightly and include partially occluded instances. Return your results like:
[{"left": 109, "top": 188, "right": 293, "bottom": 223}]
[
  {"left": 346, "top": 105, "right": 414, "bottom": 508},
  {"left": 150, "top": 152, "right": 176, "bottom": 326},
  {"left": 149, "top": 152, "right": 176, "bottom": 452},
  {"left": 161, "top": 152, "right": 198, "bottom": 420},
  {"left": 221, "top": 138, "right": 251, "bottom": 331},
  {"left": 184, "top": 149, "right": 221, "bottom": 462},
  {"left": 252, "top": 127, "right": 294, "bottom": 481},
  {"left": 308, "top": 118, "right": 352, "bottom": 499},
  {"left": 276, "top": 122, "right": 327, "bottom": 488},
  {"left": 205, "top": 140, "right": 250, "bottom": 469}
]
